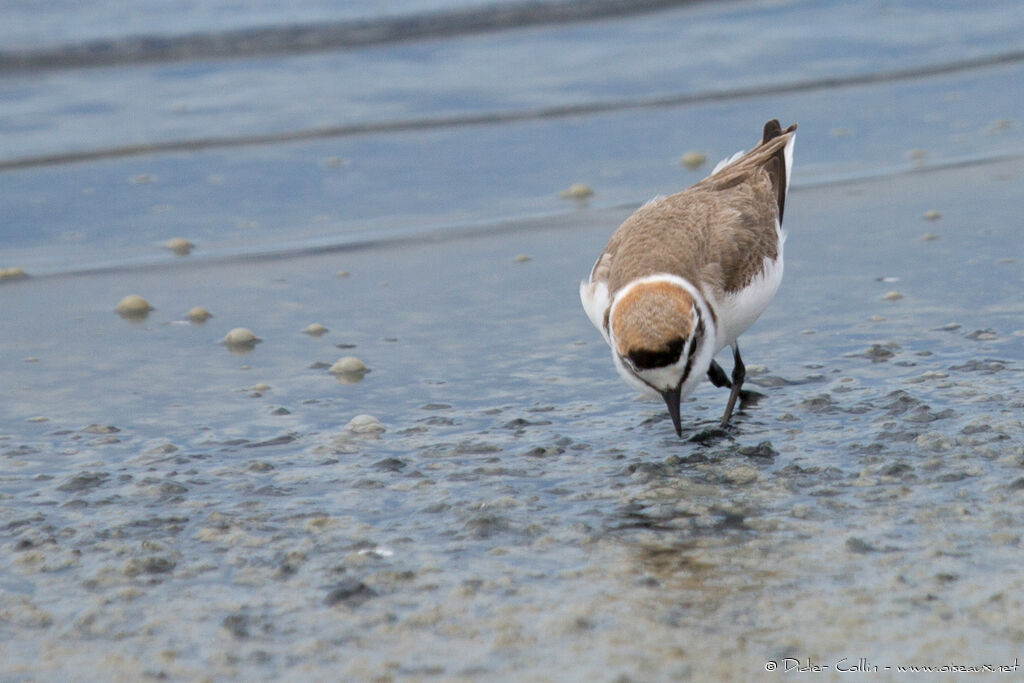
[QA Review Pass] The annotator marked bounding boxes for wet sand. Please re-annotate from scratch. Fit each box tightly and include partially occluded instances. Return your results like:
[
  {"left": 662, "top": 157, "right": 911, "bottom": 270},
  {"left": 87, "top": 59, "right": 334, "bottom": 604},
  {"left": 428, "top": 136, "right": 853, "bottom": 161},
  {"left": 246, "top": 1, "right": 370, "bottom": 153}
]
[
  {"left": 4, "top": 0, "right": 1024, "bottom": 679},
  {"left": 2, "top": 154, "right": 1023, "bottom": 680}
]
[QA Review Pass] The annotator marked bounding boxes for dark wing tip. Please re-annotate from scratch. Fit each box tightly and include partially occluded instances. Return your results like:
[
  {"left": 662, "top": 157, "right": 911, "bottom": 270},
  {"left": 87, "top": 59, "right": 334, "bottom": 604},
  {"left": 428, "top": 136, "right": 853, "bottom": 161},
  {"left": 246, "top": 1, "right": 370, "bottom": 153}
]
[
  {"left": 764, "top": 155, "right": 785, "bottom": 221},
  {"left": 760, "top": 120, "right": 797, "bottom": 222},
  {"left": 762, "top": 119, "right": 782, "bottom": 143},
  {"left": 762, "top": 119, "right": 797, "bottom": 143}
]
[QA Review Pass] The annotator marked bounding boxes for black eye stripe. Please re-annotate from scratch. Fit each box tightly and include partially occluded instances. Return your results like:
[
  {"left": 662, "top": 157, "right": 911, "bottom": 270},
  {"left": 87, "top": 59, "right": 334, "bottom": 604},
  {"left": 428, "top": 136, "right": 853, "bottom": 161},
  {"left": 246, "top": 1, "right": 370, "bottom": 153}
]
[{"left": 627, "top": 337, "right": 684, "bottom": 370}]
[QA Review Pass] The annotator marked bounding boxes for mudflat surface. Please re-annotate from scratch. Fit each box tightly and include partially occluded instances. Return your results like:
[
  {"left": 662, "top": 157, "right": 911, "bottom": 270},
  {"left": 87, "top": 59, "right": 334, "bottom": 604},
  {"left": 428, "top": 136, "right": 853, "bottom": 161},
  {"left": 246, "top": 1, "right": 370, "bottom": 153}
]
[{"left": 2, "top": 0, "right": 1023, "bottom": 680}]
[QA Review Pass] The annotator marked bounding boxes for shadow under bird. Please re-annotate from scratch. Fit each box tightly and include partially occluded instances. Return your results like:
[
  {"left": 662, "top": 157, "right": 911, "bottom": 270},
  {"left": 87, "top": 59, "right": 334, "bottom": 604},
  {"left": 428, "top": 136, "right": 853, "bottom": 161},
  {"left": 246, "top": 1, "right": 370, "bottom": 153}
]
[{"left": 580, "top": 119, "right": 797, "bottom": 436}]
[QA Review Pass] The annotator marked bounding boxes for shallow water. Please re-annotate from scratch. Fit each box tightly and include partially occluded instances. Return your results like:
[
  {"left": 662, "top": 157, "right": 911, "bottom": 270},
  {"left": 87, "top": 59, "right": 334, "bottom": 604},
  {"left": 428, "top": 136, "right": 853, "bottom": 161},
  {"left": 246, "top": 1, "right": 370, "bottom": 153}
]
[
  {"left": 3, "top": 157, "right": 1024, "bottom": 680},
  {"left": 2, "top": 0, "right": 1024, "bottom": 680}
]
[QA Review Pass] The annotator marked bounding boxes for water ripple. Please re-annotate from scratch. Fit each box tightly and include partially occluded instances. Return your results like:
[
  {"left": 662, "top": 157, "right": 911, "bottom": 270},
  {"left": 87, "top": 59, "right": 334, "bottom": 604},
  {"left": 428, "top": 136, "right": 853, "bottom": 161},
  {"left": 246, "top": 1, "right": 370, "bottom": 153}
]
[
  {"left": 2, "top": 48, "right": 1022, "bottom": 172},
  {"left": 0, "top": 0, "right": 702, "bottom": 71}
]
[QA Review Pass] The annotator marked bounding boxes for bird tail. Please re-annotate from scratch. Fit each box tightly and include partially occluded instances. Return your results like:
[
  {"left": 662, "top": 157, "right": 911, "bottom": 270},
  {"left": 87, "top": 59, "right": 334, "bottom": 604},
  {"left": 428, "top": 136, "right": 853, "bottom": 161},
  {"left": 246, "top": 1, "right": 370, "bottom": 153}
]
[{"left": 761, "top": 119, "right": 797, "bottom": 223}]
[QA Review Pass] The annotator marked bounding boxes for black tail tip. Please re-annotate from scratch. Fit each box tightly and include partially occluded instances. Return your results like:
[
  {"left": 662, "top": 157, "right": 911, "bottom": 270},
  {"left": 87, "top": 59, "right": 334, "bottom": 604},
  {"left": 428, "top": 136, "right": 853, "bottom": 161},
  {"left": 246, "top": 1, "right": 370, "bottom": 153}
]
[{"left": 763, "top": 119, "right": 797, "bottom": 143}]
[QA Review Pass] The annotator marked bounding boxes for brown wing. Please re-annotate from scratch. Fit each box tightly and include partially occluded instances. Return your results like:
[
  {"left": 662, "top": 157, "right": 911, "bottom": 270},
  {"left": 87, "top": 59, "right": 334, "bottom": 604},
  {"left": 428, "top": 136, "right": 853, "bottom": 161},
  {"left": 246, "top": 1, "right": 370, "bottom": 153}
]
[
  {"left": 709, "top": 119, "right": 796, "bottom": 224},
  {"left": 599, "top": 120, "right": 796, "bottom": 298}
]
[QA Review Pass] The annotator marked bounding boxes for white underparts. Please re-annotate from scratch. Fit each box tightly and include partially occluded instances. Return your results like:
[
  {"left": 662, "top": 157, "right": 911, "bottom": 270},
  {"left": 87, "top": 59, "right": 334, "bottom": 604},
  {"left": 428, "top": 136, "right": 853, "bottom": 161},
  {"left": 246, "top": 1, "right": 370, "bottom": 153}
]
[
  {"left": 709, "top": 220, "right": 785, "bottom": 353},
  {"left": 579, "top": 273, "right": 611, "bottom": 345},
  {"left": 782, "top": 133, "right": 795, "bottom": 191}
]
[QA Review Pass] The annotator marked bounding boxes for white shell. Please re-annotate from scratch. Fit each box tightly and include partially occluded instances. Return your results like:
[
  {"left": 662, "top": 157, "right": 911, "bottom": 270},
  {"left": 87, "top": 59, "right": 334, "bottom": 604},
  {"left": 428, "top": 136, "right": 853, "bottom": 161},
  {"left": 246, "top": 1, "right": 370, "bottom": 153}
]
[
  {"left": 345, "top": 414, "right": 384, "bottom": 434},
  {"left": 115, "top": 294, "right": 153, "bottom": 317},
  {"left": 187, "top": 307, "right": 212, "bottom": 322},
  {"left": 330, "top": 356, "right": 368, "bottom": 375},
  {"left": 223, "top": 328, "right": 261, "bottom": 346}
]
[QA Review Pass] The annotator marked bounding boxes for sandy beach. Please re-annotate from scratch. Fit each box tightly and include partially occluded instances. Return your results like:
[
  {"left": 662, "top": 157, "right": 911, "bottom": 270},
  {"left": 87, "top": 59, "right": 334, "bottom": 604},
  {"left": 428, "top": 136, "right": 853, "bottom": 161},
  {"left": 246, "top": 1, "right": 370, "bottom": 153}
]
[{"left": 2, "top": 0, "right": 1024, "bottom": 680}]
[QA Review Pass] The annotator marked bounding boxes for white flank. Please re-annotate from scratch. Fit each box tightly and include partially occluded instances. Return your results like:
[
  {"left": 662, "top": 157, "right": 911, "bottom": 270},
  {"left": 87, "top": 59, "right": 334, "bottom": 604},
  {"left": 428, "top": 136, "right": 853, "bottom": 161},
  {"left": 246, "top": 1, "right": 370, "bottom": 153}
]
[
  {"left": 710, "top": 220, "right": 785, "bottom": 353},
  {"left": 579, "top": 276, "right": 611, "bottom": 344},
  {"left": 782, "top": 132, "right": 796, "bottom": 194}
]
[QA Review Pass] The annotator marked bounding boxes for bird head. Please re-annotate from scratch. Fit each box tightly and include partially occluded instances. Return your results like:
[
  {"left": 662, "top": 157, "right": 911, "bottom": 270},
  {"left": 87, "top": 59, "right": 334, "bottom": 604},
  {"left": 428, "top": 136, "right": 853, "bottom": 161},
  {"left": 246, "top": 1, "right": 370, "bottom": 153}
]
[{"left": 609, "top": 277, "right": 713, "bottom": 436}]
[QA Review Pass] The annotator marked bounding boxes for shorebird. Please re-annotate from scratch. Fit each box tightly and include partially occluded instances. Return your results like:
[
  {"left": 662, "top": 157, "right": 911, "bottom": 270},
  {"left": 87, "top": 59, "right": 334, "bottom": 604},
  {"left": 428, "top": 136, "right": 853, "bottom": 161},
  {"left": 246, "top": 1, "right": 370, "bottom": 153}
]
[{"left": 580, "top": 119, "right": 797, "bottom": 436}]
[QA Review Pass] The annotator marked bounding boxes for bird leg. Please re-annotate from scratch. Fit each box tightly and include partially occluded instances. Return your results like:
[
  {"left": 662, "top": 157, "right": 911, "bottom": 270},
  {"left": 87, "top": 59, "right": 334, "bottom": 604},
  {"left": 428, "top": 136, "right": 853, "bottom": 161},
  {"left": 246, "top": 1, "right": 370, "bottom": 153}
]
[
  {"left": 719, "top": 344, "right": 746, "bottom": 426},
  {"left": 706, "top": 360, "right": 732, "bottom": 388}
]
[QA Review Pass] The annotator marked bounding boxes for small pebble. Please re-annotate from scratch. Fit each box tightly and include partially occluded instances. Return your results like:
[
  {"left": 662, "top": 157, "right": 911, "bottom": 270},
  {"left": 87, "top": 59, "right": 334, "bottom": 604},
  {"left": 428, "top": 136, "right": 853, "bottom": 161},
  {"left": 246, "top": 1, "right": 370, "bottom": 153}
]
[
  {"left": 723, "top": 466, "right": 760, "bottom": 485},
  {"left": 923, "top": 210, "right": 941, "bottom": 221},
  {"left": 335, "top": 270, "right": 351, "bottom": 278},
  {"left": 514, "top": 254, "right": 532, "bottom": 263},
  {"left": 882, "top": 291, "right": 903, "bottom": 301},
  {"left": 680, "top": 151, "right": 707, "bottom": 170},
  {"left": 846, "top": 537, "right": 876, "bottom": 554},
  {"left": 223, "top": 328, "right": 261, "bottom": 349},
  {"left": 868, "top": 315, "right": 886, "bottom": 322},
  {"left": 0, "top": 267, "right": 28, "bottom": 282},
  {"left": 303, "top": 323, "right": 328, "bottom": 336},
  {"left": 917, "top": 432, "right": 953, "bottom": 452},
  {"left": 921, "top": 233, "right": 940, "bottom": 241},
  {"left": 325, "top": 156, "right": 348, "bottom": 168},
  {"left": 164, "top": 238, "right": 194, "bottom": 255},
  {"left": 345, "top": 415, "right": 385, "bottom": 435},
  {"left": 83, "top": 424, "right": 119, "bottom": 434},
  {"left": 330, "top": 356, "right": 368, "bottom": 375},
  {"left": 907, "top": 149, "right": 927, "bottom": 162},
  {"left": 131, "top": 174, "right": 156, "bottom": 184},
  {"left": 187, "top": 307, "right": 212, "bottom": 323},
  {"left": 324, "top": 578, "right": 377, "bottom": 606},
  {"left": 559, "top": 183, "right": 593, "bottom": 199},
  {"left": 251, "top": 383, "right": 271, "bottom": 392},
  {"left": 115, "top": 295, "right": 153, "bottom": 319}
]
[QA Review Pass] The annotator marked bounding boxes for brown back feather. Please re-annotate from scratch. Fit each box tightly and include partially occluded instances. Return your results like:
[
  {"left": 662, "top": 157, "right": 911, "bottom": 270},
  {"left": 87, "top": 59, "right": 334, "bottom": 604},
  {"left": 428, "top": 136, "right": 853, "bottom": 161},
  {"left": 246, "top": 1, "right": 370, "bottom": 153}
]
[{"left": 596, "top": 120, "right": 796, "bottom": 299}]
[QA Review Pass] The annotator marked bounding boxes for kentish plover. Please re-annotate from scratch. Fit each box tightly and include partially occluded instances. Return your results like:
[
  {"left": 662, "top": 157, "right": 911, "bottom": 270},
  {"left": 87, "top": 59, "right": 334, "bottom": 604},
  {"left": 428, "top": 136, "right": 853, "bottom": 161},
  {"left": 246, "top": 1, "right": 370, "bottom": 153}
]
[{"left": 580, "top": 119, "right": 797, "bottom": 436}]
